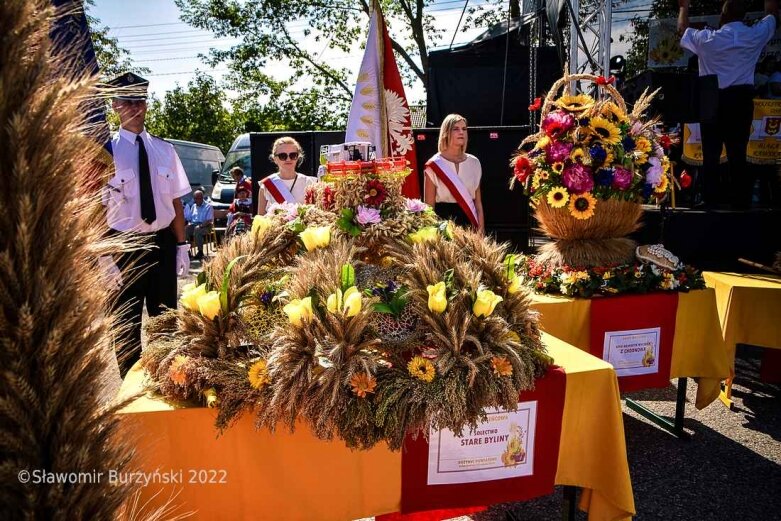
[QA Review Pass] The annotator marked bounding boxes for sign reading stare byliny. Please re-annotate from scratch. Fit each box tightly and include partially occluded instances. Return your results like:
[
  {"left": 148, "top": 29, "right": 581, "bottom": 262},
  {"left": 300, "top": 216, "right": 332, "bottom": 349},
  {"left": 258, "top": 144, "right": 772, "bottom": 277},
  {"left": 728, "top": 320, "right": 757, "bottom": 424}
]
[
  {"left": 603, "top": 327, "right": 661, "bottom": 378},
  {"left": 427, "top": 401, "right": 537, "bottom": 485}
]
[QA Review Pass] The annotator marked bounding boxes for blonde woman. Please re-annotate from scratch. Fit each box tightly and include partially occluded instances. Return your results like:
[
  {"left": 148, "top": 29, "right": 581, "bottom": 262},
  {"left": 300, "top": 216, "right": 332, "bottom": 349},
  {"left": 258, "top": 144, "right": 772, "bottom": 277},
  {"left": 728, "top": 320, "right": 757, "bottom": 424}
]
[
  {"left": 423, "top": 114, "right": 484, "bottom": 232},
  {"left": 257, "top": 136, "right": 317, "bottom": 215}
]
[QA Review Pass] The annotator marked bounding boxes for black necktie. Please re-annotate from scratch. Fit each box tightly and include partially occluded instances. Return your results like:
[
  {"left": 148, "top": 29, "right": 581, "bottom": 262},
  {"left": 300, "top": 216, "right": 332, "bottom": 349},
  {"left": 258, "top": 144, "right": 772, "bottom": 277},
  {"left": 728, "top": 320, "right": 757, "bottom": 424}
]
[{"left": 137, "top": 135, "right": 156, "bottom": 224}]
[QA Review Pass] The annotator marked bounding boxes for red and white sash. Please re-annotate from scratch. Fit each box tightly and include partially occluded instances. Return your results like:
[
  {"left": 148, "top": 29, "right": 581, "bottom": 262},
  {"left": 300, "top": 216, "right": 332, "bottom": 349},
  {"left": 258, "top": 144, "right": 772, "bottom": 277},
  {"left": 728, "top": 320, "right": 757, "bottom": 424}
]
[
  {"left": 262, "top": 176, "right": 296, "bottom": 204},
  {"left": 425, "top": 155, "right": 479, "bottom": 228}
]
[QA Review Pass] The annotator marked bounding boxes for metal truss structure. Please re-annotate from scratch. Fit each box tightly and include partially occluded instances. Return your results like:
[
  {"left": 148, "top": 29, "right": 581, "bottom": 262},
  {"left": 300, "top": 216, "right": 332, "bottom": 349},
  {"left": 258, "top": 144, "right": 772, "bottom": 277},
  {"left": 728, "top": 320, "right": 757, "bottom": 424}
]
[{"left": 567, "top": 0, "right": 612, "bottom": 77}]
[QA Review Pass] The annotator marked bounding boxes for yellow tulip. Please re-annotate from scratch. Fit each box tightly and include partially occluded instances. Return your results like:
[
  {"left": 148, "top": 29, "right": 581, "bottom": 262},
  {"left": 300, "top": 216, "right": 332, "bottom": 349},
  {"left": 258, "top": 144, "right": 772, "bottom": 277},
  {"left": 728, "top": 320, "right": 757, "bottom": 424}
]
[
  {"left": 507, "top": 275, "right": 523, "bottom": 294},
  {"left": 283, "top": 297, "right": 313, "bottom": 326},
  {"left": 197, "top": 290, "right": 221, "bottom": 320},
  {"left": 426, "top": 281, "right": 448, "bottom": 313},
  {"left": 180, "top": 283, "right": 207, "bottom": 311},
  {"left": 473, "top": 289, "right": 503, "bottom": 318},
  {"left": 252, "top": 215, "right": 272, "bottom": 237},
  {"left": 300, "top": 226, "right": 331, "bottom": 251},
  {"left": 326, "top": 287, "right": 362, "bottom": 317},
  {"left": 342, "top": 286, "right": 362, "bottom": 317},
  {"left": 409, "top": 226, "right": 438, "bottom": 244}
]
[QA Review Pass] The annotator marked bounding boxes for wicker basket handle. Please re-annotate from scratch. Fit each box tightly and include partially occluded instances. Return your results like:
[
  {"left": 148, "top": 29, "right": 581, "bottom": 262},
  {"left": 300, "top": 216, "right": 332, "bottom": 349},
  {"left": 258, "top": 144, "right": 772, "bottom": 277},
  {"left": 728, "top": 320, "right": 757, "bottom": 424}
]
[{"left": 539, "top": 72, "right": 627, "bottom": 119}]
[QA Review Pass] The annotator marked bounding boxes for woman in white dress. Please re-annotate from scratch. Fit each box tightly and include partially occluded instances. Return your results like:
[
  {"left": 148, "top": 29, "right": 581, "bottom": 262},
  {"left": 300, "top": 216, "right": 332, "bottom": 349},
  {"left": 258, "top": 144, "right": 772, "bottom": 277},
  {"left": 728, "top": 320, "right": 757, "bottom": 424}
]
[
  {"left": 423, "top": 114, "right": 485, "bottom": 232},
  {"left": 257, "top": 136, "right": 317, "bottom": 215}
]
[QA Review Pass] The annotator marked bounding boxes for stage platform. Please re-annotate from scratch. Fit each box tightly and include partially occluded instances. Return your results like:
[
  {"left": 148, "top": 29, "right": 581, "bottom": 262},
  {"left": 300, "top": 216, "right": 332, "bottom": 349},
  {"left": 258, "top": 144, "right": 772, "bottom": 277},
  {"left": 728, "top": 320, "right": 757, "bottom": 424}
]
[{"left": 631, "top": 206, "right": 781, "bottom": 272}]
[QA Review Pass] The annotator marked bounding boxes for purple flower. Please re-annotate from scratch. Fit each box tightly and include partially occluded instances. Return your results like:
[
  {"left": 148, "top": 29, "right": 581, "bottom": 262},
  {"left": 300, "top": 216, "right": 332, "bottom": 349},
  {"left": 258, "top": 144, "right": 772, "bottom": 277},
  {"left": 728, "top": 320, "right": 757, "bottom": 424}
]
[
  {"left": 596, "top": 168, "right": 614, "bottom": 186},
  {"left": 612, "top": 166, "right": 633, "bottom": 190},
  {"left": 542, "top": 111, "right": 576, "bottom": 138},
  {"left": 645, "top": 157, "right": 663, "bottom": 186},
  {"left": 629, "top": 121, "right": 643, "bottom": 136},
  {"left": 405, "top": 198, "right": 428, "bottom": 213},
  {"left": 547, "top": 141, "right": 574, "bottom": 163},
  {"left": 356, "top": 205, "right": 382, "bottom": 225},
  {"left": 268, "top": 202, "right": 299, "bottom": 221},
  {"left": 562, "top": 163, "right": 594, "bottom": 194}
]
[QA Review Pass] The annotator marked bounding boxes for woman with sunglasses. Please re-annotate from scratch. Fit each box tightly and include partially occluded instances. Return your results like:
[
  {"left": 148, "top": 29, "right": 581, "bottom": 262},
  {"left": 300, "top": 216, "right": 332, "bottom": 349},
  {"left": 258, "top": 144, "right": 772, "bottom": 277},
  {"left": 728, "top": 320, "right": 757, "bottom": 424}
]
[
  {"left": 423, "top": 114, "right": 485, "bottom": 233},
  {"left": 257, "top": 136, "right": 317, "bottom": 215}
]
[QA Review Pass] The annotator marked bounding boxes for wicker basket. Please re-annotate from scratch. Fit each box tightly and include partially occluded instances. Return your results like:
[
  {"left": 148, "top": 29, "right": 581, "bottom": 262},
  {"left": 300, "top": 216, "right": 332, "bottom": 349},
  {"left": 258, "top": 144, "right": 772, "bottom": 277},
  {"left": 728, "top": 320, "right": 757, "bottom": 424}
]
[{"left": 527, "top": 72, "right": 645, "bottom": 267}]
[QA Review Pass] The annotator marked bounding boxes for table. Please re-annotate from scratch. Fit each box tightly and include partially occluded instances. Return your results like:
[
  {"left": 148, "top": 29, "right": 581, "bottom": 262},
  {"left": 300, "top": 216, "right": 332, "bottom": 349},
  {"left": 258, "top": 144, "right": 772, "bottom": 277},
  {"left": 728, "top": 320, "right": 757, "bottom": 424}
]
[
  {"left": 529, "top": 289, "right": 730, "bottom": 410},
  {"left": 117, "top": 333, "right": 635, "bottom": 521},
  {"left": 702, "top": 272, "right": 781, "bottom": 406}
]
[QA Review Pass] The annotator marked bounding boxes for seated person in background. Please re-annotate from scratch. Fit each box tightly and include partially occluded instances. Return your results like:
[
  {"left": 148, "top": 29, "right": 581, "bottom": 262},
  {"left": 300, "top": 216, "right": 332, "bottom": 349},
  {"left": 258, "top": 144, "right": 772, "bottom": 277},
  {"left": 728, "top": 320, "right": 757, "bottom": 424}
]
[
  {"left": 230, "top": 166, "right": 249, "bottom": 193},
  {"left": 226, "top": 185, "right": 253, "bottom": 237},
  {"left": 184, "top": 189, "right": 213, "bottom": 259},
  {"left": 227, "top": 177, "right": 252, "bottom": 228}
]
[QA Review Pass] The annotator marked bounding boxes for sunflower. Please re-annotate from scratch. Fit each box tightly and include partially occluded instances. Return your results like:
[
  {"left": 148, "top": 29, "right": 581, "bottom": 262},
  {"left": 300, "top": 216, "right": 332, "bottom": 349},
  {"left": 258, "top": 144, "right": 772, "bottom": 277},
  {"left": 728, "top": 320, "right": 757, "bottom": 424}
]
[
  {"left": 547, "top": 186, "right": 569, "bottom": 208},
  {"left": 531, "top": 173, "right": 542, "bottom": 190},
  {"left": 556, "top": 93, "right": 595, "bottom": 113},
  {"left": 537, "top": 169, "right": 550, "bottom": 180},
  {"left": 534, "top": 135, "right": 551, "bottom": 150},
  {"left": 407, "top": 356, "right": 436, "bottom": 382},
  {"left": 552, "top": 161, "right": 564, "bottom": 174},
  {"left": 654, "top": 172, "right": 670, "bottom": 194},
  {"left": 600, "top": 101, "right": 629, "bottom": 125},
  {"left": 634, "top": 151, "right": 648, "bottom": 165},
  {"left": 168, "top": 354, "right": 189, "bottom": 386},
  {"left": 570, "top": 147, "right": 587, "bottom": 163},
  {"left": 248, "top": 359, "right": 271, "bottom": 389},
  {"left": 491, "top": 356, "right": 514, "bottom": 377},
  {"left": 349, "top": 372, "right": 377, "bottom": 397},
  {"left": 635, "top": 136, "right": 652, "bottom": 153},
  {"left": 589, "top": 117, "right": 621, "bottom": 146},
  {"left": 568, "top": 192, "right": 597, "bottom": 219}
]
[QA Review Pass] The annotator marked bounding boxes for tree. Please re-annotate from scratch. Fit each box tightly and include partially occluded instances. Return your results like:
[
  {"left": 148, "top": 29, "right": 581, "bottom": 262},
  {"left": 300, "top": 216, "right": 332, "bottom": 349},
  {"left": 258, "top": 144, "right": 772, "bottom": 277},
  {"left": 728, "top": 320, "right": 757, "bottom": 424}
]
[
  {"left": 620, "top": 0, "right": 764, "bottom": 78},
  {"left": 145, "top": 74, "right": 240, "bottom": 151},
  {"left": 175, "top": 0, "right": 517, "bottom": 125}
]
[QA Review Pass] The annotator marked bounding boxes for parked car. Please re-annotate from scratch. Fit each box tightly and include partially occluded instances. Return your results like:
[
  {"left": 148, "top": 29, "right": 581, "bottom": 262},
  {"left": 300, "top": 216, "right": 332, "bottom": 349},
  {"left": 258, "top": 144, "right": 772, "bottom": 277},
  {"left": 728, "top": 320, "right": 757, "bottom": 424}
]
[
  {"left": 211, "top": 133, "right": 251, "bottom": 227},
  {"left": 168, "top": 138, "right": 225, "bottom": 206}
]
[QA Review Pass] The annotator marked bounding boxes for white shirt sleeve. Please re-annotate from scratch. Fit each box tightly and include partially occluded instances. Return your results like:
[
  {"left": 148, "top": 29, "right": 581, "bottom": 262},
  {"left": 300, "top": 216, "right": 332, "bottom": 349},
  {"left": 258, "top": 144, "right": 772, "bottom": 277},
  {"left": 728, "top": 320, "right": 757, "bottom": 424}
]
[
  {"left": 680, "top": 27, "right": 709, "bottom": 54},
  {"left": 755, "top": 14, "right": 777, "bottom": 45}
]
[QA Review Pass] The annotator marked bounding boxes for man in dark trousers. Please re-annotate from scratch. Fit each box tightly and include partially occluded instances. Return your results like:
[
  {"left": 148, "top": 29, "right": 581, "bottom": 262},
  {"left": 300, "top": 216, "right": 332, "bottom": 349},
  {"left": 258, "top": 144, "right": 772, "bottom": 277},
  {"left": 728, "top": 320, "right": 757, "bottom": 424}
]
[
  {"left": 100, "top": 72, "right": 191, "bottom": 377},
  {"left": 678, "top": 0, "right": 779, "bottom": 208}
]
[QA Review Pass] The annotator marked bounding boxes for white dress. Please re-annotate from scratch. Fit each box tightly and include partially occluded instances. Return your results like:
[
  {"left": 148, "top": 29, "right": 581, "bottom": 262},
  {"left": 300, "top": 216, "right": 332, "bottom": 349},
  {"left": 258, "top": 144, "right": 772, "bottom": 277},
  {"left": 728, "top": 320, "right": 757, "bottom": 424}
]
[
  {"left": 424, "top": 153, "right": 482, "bottom": 203},
  {"left": 258, "top": 172, "right": 318, "bottom": 210}
]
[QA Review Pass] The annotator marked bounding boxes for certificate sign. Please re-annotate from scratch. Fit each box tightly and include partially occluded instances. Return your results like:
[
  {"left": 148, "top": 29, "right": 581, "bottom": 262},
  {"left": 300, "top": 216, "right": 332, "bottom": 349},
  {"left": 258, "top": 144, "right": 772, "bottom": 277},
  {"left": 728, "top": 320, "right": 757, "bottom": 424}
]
[
  {"left": 602, "top": 327, "right": 660, "bottom": 377},
  {"left": 427, "top": 401, "right": 537, "bottom": 485}
]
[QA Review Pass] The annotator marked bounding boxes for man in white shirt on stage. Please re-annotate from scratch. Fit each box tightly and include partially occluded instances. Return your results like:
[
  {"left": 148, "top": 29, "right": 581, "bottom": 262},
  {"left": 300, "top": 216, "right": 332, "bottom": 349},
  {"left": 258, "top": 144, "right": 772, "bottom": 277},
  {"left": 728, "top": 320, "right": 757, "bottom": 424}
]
[
  {"left": 679, "top": 0, "right": 779, "bottom": 208},
  {"left": 102, "top": 72, "right": 191, "bottom": 377}
]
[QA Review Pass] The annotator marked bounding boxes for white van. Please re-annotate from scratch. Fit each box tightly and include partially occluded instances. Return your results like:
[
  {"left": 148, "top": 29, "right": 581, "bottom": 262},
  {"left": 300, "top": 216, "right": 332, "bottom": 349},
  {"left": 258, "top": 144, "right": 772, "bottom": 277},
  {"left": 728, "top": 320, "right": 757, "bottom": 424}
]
[
  {"left": 211, "top": 133, "right": 251, "bottom": 226},
  {"left": 168, "top": 138, "right": 225, "bottom": 205}
]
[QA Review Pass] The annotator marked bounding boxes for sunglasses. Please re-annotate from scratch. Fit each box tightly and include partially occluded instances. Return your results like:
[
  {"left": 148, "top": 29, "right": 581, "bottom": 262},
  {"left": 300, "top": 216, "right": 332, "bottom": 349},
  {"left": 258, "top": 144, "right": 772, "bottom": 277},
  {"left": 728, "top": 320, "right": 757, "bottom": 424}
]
[{"left": 275, "top": 152, "right": 299, "bottom": 161}]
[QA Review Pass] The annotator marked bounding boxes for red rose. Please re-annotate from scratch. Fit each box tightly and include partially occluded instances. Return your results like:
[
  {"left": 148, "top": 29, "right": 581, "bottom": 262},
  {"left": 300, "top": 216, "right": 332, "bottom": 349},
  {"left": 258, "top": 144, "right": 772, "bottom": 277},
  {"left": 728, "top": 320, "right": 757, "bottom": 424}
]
[
  {"left": 513, "top": 155, "right": 534, "bottom": 183},
  {"left": 528, "top": 97, "right": 542, "bottom": 112},
  {"left": 679, "top": 171, "right": 692, "bottom": 189}
]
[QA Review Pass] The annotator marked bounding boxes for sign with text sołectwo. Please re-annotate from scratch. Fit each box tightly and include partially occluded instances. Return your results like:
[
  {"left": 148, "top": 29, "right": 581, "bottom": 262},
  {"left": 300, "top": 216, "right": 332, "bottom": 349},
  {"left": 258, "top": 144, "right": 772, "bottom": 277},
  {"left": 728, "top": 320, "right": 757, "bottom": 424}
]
[
  {"left": 427, "top": 401, "right": 537, "bottom": 485},
  {"left": 603, "top": 327, "right": 661, "bottom": 378}
]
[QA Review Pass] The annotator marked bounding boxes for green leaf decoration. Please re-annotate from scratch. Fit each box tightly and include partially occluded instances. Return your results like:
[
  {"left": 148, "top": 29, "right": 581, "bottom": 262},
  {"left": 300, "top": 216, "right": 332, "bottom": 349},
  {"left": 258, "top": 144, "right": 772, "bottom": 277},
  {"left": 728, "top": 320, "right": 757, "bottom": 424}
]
[
  {"left": 340, "top": 263, "right": 355, "bottom": 290},
  {"left": 288, "top": 218, "right": 305, "bottom": 234},
  {"left": 196, "top": 270, "right": 207, "bottom": 288},
  {"left": 372, "top": 303, "right": 395, "bottom": 314},
  {"left": 336, "top": 208, "right": 361, "bottom": 237},
  {"left": 220, "top": 255, "right": 246, "bottom": 314},
  {"left": 503, "top": 254, "right": 517, "bottom": 281}
]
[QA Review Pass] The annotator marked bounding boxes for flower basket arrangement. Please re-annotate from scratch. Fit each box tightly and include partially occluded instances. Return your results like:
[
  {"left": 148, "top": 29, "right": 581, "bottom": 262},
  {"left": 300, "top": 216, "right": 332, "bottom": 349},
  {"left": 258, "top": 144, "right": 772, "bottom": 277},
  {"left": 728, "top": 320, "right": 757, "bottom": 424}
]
[
  {"left": 142, "top": 159, "right": 551, "bottom": 450},
  {"left": 512, "top": 72, "right": 673, "bottom": 268}
]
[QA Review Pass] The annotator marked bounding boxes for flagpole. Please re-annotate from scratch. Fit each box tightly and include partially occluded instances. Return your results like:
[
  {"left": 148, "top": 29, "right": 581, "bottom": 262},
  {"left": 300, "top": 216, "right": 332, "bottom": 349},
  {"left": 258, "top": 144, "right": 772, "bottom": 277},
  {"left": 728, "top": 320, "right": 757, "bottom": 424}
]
[{"left": 374, "top": 0, "right": 390, "bottom": 158}]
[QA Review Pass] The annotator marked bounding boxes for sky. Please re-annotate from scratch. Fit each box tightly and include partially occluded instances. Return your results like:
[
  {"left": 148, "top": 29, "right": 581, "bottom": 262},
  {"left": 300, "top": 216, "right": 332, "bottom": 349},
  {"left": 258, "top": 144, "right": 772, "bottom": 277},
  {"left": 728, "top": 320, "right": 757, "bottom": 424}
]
[{"left": 90, "top": 0, "right": 644, "bottom": 105}]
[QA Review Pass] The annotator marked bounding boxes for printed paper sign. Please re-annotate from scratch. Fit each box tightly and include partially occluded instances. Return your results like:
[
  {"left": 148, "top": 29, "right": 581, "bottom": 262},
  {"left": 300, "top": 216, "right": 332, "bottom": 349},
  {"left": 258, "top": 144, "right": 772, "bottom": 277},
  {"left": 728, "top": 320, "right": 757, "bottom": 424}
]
[
  {"left": 427, "top": 401, "right": 537, "bottom": 485},
  {"left": 602, "top": 327, "right": 661, "bottom": 377}
]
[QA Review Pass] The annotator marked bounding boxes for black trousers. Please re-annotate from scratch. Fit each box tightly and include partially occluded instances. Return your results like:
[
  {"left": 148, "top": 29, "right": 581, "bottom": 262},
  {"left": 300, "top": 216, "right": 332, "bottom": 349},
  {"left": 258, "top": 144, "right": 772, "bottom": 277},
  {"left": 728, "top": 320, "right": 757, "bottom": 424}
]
[
  {"left": 112, "top": 227, "right": 177, "bottom": 377},
  {"left": 700, "top": 84, "right": 754, "bottom": 207},
  {"left": 435, "top": 202, "right": 474, "bottom": 228}
]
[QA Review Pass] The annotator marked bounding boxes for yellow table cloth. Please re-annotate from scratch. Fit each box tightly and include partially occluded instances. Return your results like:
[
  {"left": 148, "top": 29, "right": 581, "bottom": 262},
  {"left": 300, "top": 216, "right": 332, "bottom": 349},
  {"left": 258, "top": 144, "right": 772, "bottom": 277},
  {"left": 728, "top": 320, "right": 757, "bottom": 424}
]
[
  {"left": 702, "top": 272, "right": 781, "bottom": 402},
  {"left": 117, "top": 332, "right": 634, "bottom": 521},
  {"left": 529, "top": 289, "right": 730, "bottom": 409}
]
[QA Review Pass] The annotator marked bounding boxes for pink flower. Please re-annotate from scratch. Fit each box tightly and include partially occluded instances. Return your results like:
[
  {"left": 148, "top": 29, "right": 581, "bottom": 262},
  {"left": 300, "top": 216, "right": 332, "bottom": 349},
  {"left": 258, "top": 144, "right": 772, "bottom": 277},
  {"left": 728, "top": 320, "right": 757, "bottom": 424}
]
[
  {"left": 267, "top": 202, "right": 299, "bottom": 221},
  {"left": 405, "top": 198, "right": 428, "bottom": 213},
  {"left": 612, "top": 166, "right": 633, "bottom": 190},
  {"left": 541, "top": 111, "right": 575, "bottom": 139},
  {"left": 356, "top": 205, "right": 382, "bottom": 225},
  {"left": 546, "top": 141, "right": 573, "bottom": 163},
  {"left": 561, "top": 163, "right": 594, "bottom": 194},
  {"left": 629, "top": 121, "right": 643, "bottom": 136}
]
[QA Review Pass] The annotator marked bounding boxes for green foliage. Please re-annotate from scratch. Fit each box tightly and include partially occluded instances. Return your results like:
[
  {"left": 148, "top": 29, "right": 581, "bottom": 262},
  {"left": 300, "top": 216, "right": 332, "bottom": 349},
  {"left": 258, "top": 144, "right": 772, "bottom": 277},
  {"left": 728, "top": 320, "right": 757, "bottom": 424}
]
[
  {"left": 336, "top": 208, "right": 361, "bottom": 237},
  {"left": 144, "top": 74, "right": 239, "bottom": 151}
]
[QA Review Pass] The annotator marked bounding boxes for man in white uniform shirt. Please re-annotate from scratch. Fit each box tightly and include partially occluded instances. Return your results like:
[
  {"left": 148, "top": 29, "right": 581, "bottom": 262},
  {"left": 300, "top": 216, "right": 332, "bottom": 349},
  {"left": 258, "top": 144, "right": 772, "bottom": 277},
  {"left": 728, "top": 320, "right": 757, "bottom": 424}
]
[
  {"left": 679, "top": 0, "right": 779, "bottom": 208},
  {"left": 102, "top": 72, "right": 191, "bottom": 377}
]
